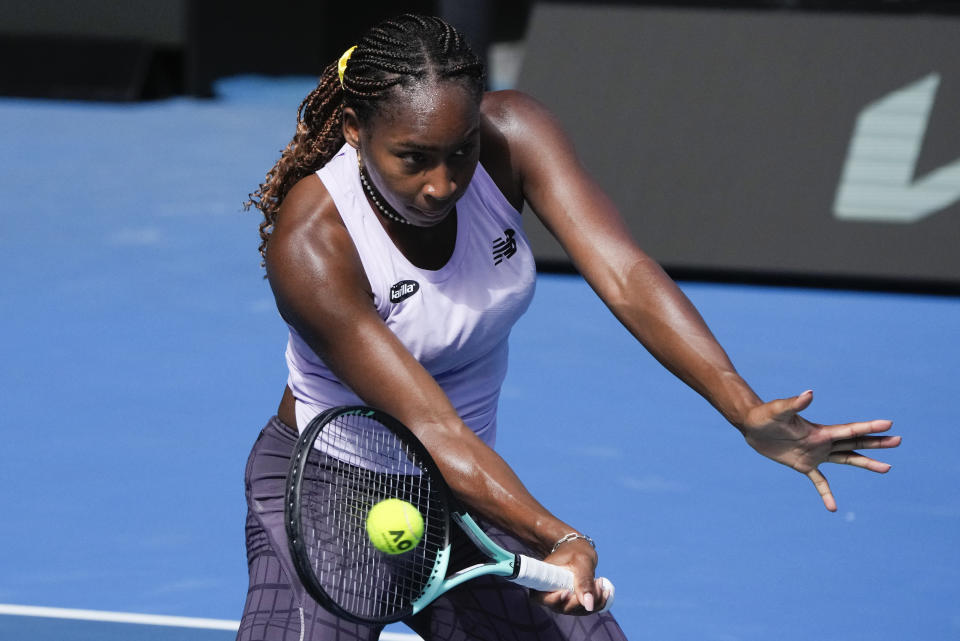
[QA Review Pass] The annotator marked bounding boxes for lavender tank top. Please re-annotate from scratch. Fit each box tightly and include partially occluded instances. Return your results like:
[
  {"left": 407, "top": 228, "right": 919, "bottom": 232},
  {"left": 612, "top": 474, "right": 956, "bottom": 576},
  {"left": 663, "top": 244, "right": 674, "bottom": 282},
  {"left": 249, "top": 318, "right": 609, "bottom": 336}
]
[{"left": 285, "top": 144, "right": 536, "bottom": 447}]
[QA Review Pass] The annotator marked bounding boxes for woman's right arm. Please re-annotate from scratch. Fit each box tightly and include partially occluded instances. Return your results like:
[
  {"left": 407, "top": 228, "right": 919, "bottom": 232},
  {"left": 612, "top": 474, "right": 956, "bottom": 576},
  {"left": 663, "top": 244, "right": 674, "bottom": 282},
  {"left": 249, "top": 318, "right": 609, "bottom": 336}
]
[{"left": 265, "top": 175, "right": 606, "bottom": 613}]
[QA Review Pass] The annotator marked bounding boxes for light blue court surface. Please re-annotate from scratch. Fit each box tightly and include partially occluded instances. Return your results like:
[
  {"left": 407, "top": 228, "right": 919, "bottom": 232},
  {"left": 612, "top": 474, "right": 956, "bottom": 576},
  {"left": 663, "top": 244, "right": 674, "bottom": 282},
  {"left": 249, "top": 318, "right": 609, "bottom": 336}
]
[
  {"left": 1, "top": 77, "right": 958, "bottom": 641},
  {"left": 0, "top": 614, "right": 233, "bottom": 641}
]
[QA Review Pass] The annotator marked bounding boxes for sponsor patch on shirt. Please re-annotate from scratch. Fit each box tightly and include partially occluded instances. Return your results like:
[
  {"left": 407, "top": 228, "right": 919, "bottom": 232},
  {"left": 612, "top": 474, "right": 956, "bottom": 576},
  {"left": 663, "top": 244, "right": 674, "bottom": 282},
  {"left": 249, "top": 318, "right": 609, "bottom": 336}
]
[{"left": 390, "top": 280, "right": 420, "bottom": 303}]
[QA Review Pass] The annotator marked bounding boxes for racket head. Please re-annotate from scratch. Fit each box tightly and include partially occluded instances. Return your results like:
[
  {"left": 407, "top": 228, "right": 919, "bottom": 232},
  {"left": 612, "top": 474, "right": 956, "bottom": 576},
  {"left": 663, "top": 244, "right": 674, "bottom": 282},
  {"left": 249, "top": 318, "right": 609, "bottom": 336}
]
[{"left": 285, "top": 406, "right": 453, "bottom": 624}]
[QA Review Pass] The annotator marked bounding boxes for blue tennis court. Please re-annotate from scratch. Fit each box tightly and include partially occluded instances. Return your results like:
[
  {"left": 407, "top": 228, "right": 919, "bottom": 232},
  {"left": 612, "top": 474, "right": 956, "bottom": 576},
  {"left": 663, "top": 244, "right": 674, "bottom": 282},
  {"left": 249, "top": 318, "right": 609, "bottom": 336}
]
[
  {"left": 1, "top": 76, "right": 957, "bottom": 640},
  {"left": 0, "top": 611, "right": 235, "bottom": 641}
]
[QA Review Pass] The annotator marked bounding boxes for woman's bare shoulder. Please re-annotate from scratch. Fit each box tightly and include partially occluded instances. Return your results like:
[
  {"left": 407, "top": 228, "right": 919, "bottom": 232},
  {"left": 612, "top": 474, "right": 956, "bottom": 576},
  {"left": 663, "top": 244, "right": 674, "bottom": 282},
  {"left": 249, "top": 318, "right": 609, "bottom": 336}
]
[
  {"left": 266, "top": 173, "right": 354, "bottom": 277},
  {"left": 480, "top": 89, "right": 552, "bottom": 127},
  {"left": 479, "top": 91, "right": 557, "bottom": 208}
]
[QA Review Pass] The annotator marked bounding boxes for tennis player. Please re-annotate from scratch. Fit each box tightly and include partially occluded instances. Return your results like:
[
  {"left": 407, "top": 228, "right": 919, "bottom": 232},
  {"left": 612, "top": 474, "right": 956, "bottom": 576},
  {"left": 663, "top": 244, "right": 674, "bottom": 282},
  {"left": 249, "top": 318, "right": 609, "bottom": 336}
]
[{"left": 237, "top": 14, "right": 899, "bottom": 641}]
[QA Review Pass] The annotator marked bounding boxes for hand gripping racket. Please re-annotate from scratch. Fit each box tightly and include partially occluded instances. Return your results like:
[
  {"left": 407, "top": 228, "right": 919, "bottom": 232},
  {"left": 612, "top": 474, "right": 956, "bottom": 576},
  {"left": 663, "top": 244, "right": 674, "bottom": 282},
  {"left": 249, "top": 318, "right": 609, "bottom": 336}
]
[{"left": 285, "top": 406, "right": 615, "bottom": 624}]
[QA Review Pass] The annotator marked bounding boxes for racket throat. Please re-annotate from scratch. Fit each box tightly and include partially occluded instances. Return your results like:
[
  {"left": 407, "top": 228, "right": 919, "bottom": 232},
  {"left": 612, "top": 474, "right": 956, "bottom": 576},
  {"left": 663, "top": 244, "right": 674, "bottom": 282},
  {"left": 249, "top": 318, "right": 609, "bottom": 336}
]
[
  {"left": 413, "top": 512, "right": 519, "bottom": 596},
  {"left": 449, "top": 512, "right": 522, "bottom": 580},
  {"left": 451, "top": 513, "right": 516, "bottom": 564}
]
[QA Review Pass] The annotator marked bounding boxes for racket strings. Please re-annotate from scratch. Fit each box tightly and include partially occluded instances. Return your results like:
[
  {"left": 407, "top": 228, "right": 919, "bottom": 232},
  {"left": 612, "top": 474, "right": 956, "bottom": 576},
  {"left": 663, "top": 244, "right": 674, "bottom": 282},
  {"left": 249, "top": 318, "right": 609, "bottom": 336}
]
[{"left": 296, "top": 412, "right": 448, "bottom": 621}]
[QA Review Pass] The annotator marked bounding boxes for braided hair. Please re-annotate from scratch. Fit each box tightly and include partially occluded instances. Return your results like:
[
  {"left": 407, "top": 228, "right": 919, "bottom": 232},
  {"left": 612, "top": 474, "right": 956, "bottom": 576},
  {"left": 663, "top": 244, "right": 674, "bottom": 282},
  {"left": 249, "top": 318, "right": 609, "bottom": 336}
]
[{"left": 247, "top": 14, "right": 486, "bottom": 262}]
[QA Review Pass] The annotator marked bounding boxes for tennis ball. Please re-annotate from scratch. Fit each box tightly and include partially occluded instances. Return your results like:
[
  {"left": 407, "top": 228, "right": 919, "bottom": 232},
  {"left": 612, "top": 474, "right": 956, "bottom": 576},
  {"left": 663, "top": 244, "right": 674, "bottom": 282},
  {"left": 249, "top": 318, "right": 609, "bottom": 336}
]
[{"left": 365, "top": 498, "right": 424, "bottom": 555}]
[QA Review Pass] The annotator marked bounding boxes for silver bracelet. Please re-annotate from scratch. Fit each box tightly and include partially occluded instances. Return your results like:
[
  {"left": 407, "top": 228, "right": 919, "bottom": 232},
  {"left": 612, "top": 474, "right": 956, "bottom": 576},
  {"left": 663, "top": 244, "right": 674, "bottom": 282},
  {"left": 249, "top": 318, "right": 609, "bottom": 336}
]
[{"left": 550, "top": 532, "right": 596, "bottom": 555}]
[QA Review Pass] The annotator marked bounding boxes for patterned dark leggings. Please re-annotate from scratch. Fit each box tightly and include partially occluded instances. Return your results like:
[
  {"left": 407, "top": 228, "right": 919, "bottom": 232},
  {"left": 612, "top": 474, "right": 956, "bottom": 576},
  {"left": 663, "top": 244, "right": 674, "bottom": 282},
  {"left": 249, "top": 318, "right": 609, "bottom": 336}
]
[{"left": 237, "top": 417, "right": 628, "bottom": 641}]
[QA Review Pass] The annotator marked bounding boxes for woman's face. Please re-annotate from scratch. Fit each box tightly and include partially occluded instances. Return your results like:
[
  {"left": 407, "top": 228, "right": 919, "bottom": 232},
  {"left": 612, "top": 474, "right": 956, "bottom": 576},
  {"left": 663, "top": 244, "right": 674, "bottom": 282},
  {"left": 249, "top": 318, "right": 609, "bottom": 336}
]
[{"left": 352, "top": 81, "right": 481, "bottom": 227}]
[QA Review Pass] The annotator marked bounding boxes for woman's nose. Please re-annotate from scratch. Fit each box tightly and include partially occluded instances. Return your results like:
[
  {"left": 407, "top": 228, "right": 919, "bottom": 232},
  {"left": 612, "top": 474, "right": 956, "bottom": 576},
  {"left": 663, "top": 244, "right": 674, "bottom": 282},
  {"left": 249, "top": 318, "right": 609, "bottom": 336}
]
[{"left": 423, "top": 165, "right": 456, "bottom": 202}]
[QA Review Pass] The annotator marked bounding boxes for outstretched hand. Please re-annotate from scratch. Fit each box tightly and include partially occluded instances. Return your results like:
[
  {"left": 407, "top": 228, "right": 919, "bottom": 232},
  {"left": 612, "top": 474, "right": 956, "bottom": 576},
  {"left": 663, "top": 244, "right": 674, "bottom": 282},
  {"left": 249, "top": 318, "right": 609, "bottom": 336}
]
[{"left": 739, "top": 390, "right": 900, "bottom": 511}]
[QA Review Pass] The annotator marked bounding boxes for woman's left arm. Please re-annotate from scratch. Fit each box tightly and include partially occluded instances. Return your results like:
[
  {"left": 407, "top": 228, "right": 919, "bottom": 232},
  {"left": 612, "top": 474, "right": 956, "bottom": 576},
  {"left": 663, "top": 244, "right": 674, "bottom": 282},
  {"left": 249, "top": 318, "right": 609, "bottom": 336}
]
[{"left": 484, "top": 90, "right": 900, "bottom": 511}]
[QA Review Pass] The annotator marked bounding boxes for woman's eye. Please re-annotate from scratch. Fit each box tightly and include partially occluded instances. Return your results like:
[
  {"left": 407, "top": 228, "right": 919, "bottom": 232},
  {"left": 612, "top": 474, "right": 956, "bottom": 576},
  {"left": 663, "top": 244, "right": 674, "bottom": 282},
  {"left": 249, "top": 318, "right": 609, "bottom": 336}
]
[
  {"left": 400, "top": 152, "right": 426, "bottom": 167},
  {"left": 454, "top": 143, "right": 475, "bottom": 157}
]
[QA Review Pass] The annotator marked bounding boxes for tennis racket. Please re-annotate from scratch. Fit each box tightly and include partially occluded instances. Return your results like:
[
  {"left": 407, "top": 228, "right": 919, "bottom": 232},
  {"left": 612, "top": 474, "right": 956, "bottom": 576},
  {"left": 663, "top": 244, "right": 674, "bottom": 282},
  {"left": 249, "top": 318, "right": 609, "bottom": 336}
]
[{"left": 285, "top": 405, "right": 615, "bottom": 624}]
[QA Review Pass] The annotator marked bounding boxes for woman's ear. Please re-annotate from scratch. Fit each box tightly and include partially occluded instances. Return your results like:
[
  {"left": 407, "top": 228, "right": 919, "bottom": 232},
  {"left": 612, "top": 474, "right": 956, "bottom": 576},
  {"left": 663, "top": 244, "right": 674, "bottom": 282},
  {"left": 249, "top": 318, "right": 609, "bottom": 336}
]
[{"left": 342, "top": 107, "right": 361, "bottom": 149}]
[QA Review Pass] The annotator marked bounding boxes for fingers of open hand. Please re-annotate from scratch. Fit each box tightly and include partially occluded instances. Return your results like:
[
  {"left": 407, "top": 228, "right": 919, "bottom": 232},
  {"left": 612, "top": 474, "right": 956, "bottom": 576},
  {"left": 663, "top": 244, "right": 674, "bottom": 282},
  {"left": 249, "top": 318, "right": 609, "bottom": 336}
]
[
  {"left": 824, "top": 419, "right": 894, "bottom": 441},
  {"left": 806, "top": 468, "right": 837, "bottom": 512},
  {"left": 827, "top": 450, "right": 894, "bottom": 473},
  {"left": 832, "top": 434, "right": 901, "bottom": 452},
  {"left": 761, "top": 390, "right": 813, "bottom": 423},
  {"left": 826, "top": 423, "right": 899, "bottom": 473}
]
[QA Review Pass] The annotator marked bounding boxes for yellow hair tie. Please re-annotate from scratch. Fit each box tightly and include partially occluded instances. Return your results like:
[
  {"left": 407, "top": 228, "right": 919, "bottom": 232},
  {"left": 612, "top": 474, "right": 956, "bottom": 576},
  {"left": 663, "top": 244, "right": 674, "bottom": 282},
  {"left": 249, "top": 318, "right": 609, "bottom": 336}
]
[{"left": 338, "top": 45, "right": 357, "bottom": 88}]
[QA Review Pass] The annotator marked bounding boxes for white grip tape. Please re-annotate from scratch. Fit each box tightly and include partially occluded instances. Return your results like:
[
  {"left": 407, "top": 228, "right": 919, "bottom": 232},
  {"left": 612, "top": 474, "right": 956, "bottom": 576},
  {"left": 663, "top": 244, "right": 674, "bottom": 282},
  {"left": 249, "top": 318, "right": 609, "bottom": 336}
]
[
  {"left": 512, "top": 556, "right": 616, "bottom": 613},
  {"left": 513, "top": 555, "right": 574, "bottom": 592}
]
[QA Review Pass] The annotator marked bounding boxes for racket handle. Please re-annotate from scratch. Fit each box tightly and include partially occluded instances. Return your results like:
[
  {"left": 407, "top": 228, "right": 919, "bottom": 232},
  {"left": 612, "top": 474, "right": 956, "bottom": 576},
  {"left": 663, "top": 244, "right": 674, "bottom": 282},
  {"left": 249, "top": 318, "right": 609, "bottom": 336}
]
[
  {"left": 513, "top": 554, "right": 574, "bottom": 591},
  {"left": 513, "top": 555, "right": 616, "bottom": 613}
]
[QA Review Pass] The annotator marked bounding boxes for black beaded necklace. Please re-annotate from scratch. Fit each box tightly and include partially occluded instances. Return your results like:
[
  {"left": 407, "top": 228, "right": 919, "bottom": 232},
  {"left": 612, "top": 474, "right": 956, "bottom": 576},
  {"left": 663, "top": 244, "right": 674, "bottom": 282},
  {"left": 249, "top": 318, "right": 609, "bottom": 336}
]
[{"left": 357, "top": 154, "right": 412, "bottom": 226}]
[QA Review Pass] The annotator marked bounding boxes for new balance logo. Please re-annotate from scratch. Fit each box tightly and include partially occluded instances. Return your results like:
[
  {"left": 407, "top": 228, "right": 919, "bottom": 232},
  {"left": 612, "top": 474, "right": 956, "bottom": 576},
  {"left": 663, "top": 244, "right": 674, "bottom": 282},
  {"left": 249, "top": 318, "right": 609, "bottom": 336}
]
[
  {"left": 492, "top": 229, "right": 517, "bottom": 265},
  {"left": 390, "top": 280, "right": 419, "bottom": 303}
]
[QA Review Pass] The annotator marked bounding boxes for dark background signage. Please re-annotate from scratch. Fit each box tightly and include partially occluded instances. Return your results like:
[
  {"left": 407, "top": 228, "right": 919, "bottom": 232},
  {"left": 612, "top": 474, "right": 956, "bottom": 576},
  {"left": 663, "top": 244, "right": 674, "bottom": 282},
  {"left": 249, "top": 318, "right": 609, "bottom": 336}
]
[
  {"left": 4, "top": 0, "right": 958, "bottom": 289},
  {"left": 517, "top": 4, "right": 960, "bottom": 289}
]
